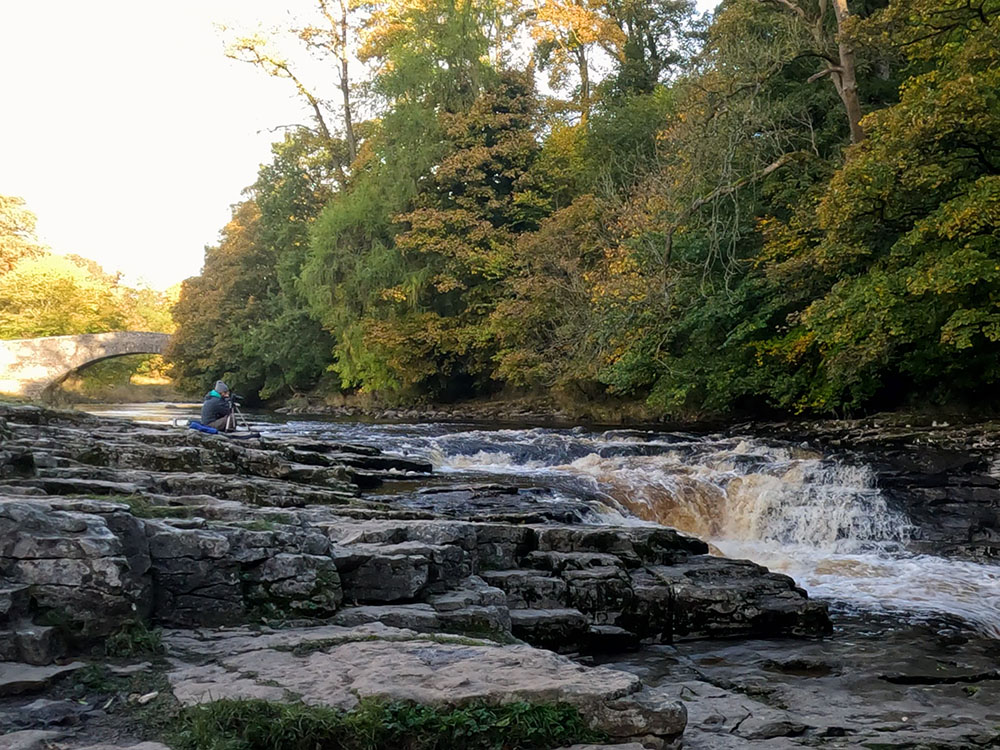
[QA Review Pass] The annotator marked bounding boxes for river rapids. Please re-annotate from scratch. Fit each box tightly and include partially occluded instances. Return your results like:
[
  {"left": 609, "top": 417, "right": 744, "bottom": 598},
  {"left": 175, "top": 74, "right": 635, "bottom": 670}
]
[{"left": 88, "top": 405, "right": 1000, "bottom": 638}]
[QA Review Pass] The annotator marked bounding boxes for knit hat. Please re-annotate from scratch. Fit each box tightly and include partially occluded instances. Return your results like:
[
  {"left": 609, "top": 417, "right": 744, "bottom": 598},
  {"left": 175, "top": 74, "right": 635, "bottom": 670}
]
[{"left": 214, "top": 380, "right": 229, "bottom": 394}]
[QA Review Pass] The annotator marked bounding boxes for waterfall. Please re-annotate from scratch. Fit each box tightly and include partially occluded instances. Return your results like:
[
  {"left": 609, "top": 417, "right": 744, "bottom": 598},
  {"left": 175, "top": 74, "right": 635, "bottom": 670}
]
[{"left": 84, "top": 405, "right": 1000, "bottom": 638}]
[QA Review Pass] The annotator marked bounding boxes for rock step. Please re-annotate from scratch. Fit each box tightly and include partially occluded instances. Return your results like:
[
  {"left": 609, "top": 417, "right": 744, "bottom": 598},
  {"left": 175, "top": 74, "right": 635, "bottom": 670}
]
[
  {"left": 509, "top": 608, "right": 590, "bottom": 652},
  {"left": 0, "top": 625, "right": 67, "bottom": 666},
  {"left": 480, "top": 569, "right": 568, "bottom": 609},
  {"left": 0, "top": 662, "right": 85, "bottom": 698},
  {"left": 0, "top": 582, "right": 31, "bottom": 624}
]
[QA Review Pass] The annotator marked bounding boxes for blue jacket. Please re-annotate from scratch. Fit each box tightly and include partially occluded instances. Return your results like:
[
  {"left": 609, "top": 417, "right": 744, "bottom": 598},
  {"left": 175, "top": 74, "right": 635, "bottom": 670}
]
[{"left": 201, "top": 389, "right": 232, "bottom": 423}]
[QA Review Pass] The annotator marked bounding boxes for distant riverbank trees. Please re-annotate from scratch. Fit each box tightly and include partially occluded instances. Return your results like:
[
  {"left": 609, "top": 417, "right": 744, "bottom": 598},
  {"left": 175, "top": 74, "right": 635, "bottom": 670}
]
[
  {"left": 0, "top": 195, "right": 176, "bottom": 340},
  {"left": 169, "top": 0, "right": 1000, "bottom": 417}
]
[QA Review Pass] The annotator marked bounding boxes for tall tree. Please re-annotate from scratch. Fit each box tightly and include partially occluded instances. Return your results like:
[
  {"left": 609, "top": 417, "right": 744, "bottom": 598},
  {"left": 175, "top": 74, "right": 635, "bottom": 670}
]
[
  {"left": 168, "top": 130, "right": 337, "bottom": 399},
  {"left": 361, "top": 71, "right": 550, "bottom": 395},
  {"left": 530, "top": 0, "right": 626, "bottom": 124},
  {"left": 298, "top": 0, "right": 359, "bottom": 162},
  {"left": 757, "top": 0, "right": 1000, "bottom": 410},
  {"left": 0, "top": 195, "right": 44, "bottom": 274},
  {"left": 225, "top": 0, "right": 359, "bottom": 182},
  {"left": 760, "top": 0, "right": 867, "bottom": 142}
]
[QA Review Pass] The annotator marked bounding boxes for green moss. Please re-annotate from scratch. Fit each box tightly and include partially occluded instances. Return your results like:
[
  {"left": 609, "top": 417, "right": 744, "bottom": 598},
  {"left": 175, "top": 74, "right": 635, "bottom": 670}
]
[
  {"left": 233, "top": 520, "right": 279, "bottom": 532},
  {"left": 172, "top": 697, "right": 605, "bottom": 750},
  {"left": 105, "top": 619, "right": 165, "bottom": 658},
  {"left": 91, "top": 494, "right": 195, "bottom": 519},
  {"left": 443, "top": 622, "right": 519, "bottom": 645}
]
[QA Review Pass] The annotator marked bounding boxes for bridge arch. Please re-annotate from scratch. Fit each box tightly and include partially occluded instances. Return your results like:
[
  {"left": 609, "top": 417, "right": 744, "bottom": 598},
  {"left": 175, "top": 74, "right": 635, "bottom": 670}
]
[{"left": 0, "top": 332, "right": 171, "bottom": 400}]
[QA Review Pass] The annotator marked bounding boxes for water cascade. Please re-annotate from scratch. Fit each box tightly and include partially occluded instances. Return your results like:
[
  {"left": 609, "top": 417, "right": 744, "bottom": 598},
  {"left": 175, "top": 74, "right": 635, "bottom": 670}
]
[{"left": 85, "top": 406, "right": 1000, "bottom": 637}]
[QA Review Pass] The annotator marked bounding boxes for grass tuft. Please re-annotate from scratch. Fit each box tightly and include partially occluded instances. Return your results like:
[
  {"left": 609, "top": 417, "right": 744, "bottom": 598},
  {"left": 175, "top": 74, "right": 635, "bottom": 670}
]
[
  {"left": 172, "top": 697, "right": 604, "bottom": 750},
  {"left": 105, "top": 619, "right": 165, "bottom": 658}
]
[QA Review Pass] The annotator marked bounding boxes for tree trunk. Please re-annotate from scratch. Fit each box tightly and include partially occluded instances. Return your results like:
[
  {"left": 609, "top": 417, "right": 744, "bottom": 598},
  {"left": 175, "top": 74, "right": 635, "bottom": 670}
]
[
  {"left": 831, "top": 0, "right": 865, "bottom": 143},
  {"left": 338, "top": 0, "right": 357, "bottom": 163},
  {"left": 577, "top": 47, "right": 590, "bottom": 126}
]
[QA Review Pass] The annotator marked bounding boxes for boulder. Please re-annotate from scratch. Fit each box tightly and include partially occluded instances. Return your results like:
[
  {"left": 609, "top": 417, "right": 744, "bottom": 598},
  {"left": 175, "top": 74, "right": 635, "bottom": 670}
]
[{"left": 0, "top": 499, "right": 151, "bottom": 638}]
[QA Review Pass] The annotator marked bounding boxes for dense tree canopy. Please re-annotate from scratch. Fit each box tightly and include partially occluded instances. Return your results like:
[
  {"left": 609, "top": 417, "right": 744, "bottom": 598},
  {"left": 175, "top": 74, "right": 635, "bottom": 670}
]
[
  {"left": 0, "top": 195, "right": 175, "bottom": 340},
  {"left": 170, "top": 0, "right": 1000, "bottom": 416}
]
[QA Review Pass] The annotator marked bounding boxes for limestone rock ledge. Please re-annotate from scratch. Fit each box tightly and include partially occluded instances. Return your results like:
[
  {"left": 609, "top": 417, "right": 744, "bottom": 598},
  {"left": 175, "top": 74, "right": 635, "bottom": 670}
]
[
  {"left": 0, "top": 403, "right": 832, "bottom": 749},
  {"left": 165, "top": 623, "right": 687, "bottom": 748}
]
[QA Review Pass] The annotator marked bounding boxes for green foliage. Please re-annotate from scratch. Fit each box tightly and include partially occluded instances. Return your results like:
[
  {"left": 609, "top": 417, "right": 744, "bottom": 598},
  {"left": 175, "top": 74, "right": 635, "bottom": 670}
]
[
  {"left": 170, "top": 0, "right": 1000, "bottom": 418},
  {"left": 757, "top": 0, "right": 1000, "bottom": 411},
  {"left": 173, "top": 698, "right": 604, "bottom": 750},
  {"left": 169, "top": 130, "right": 335, "bottom": 399},
  {"left": 0, "top": 254, "right": 133, "bottom": 339},
  {"left": 105, "top": 618, "right": 165, "bottom": 658},
  {"left": 0, "top": 196, "right": 175, "bottom": 342},
  {"left": 0, "top": 194, "right": 44, "bottom": 273}
]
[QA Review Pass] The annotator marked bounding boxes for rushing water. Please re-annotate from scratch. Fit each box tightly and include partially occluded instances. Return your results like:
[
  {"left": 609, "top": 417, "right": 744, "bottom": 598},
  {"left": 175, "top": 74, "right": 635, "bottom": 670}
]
[{"left": 86, "top": 403, "right": 1000, "bottom": 637}]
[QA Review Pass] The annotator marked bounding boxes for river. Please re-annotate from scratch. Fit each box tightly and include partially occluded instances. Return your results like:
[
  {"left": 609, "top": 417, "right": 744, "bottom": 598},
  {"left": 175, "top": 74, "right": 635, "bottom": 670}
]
[{"left": 84, "top": 402, "right": 1000, "bottom": 639}]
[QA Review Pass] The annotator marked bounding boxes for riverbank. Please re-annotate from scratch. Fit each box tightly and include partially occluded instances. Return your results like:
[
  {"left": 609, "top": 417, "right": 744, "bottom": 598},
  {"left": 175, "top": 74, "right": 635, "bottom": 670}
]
[
  {"left": 274, "top": 392, "right": 693, "bottom": 427},
  {"left": 3, "top": 404, "right": 1000, "bottom": 748}
]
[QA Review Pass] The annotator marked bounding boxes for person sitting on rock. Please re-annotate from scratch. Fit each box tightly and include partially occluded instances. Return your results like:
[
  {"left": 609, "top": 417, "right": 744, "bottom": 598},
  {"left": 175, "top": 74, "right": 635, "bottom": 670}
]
[{"left": 201, "top": 380, "right": 235, "bottom": 432}]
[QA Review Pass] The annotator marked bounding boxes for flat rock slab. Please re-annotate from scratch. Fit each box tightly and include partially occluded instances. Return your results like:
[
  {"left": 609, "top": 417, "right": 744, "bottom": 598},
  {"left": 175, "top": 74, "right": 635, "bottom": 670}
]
[
  {"left": 0, "top": 662, "right": 85, "bottom": 697},
  {"left": 168, "top": 625, "right": 639, "bottom": 711},
  {"left": 166, "top": 624, "right": 686, "bottom": 743}
]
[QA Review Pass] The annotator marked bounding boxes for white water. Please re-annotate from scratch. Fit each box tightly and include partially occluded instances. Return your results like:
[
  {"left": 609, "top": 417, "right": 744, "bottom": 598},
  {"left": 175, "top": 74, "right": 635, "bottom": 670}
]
[
  {"left": 82, "top": 405, "right": 1000, "bottom": 636},
  {"left": 377, "top": 424, "right": 1000, "bottom": 637}
]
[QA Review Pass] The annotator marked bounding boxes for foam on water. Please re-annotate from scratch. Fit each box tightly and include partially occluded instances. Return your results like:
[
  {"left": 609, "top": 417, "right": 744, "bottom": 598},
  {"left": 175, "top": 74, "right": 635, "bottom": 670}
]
[
  {"left": 82, "top": 404, "right": 1000, "bottom": 637},
  {"left": 424, "top": 426, "right": 1000, "bottom": 636}
]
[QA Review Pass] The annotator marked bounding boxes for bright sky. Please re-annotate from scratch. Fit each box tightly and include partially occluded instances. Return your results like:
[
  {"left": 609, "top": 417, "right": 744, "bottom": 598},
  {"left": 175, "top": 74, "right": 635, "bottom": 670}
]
[
  {"left": 1, "top": 1, "right": 717, "bottom": 292},
  {"left": 0, "top": 1, "right": 309, "bottom": 290}
]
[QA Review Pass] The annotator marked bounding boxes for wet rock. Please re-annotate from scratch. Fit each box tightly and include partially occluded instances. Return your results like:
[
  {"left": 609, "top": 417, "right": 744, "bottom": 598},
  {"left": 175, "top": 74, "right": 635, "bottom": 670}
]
[
  {"left": 394, "top": 485, "right": 598, "bottom": 523},
  {"left": 479, "top": 570, "right": 568, "bottom": 609},
  {"left": 9, "top": 698, "right": 90, "bottom": 727},
  {"left": 509, "top": 609, "right": 590, "bottom": 651},
  {"left": 536, "top": 527, "right": 709, "bottom": 565},
  {"left": 645, "top": 557, "right": 832, "bottom": 639}
]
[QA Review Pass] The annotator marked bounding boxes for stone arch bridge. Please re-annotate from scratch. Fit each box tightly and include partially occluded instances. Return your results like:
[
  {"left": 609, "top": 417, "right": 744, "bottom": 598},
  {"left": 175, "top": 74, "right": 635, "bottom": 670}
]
[{"left": 0, "top": 332, "right": 171, "bottom": 400}]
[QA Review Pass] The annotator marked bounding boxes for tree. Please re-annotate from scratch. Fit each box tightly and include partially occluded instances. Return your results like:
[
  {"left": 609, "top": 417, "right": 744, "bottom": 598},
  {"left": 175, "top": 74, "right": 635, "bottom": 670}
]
[
  {"left": 367, "top": 70, "right": 551, "bottom": 396},
  {"left": 491, "top": 194, "right": 610, "bottom": 389},
  {"left": 168, "top": 200, "right": 274, "bottom": 395},
  {"left": 530, "top": 0, "right": 626, "bottom": 124},
  {"left": 0, "top": 254, "right": 128, "bottom": 339},
  {"left": 757, "top": 0, "right": 868, "bottom": 143},
  {"left": 168, "top": 130, "right": 337, "bottom": 399},
  {"left": 0, "top": 195, "right": 44, "bottom": 274},
  {"left": 225, "top": 0, "right": 360, "bottom": 183},
  {"left": 297, "top": 0, "right": 359, "bottom": 162},
  {"left": 360, "top": 0, "right": 500, "bottom": 111},
  {"left": 758, "top": 0, "right": 1000, "bottom": 410}
]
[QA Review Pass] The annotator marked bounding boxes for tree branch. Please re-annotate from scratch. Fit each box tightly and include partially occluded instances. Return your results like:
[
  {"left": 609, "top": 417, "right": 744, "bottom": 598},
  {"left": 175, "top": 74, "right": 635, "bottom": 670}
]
[
  {"left": 764, "top": 0, "right": 809, "bottom": 21},
  {"left": 806, "top": 64, "right": 843, "bottom": 83},
  {"left": 662, "top": 151, "right": 807, "bottom": 263}
]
